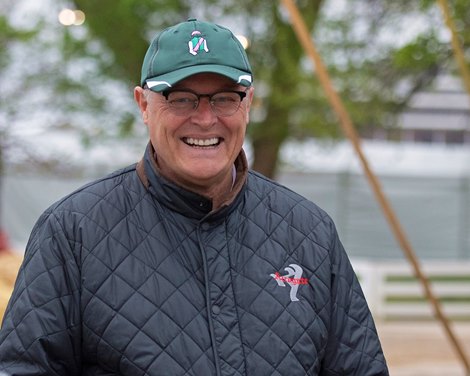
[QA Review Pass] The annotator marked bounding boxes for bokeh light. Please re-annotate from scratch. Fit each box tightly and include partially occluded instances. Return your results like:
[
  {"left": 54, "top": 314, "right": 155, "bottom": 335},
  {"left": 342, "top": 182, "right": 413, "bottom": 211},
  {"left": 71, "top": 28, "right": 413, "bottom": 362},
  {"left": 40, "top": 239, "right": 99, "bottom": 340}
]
[
  {"left": 58, "top": 9, "right": 75, "bottom": 26},
  {"left": 236, "top": 35, "right": 250, "bottom": 50},
  {"left": 73, "top": 10, "right": 86, "bottom": 26},
  {"left": 58, "top": 9, "right": 86, "bottom": 26}
]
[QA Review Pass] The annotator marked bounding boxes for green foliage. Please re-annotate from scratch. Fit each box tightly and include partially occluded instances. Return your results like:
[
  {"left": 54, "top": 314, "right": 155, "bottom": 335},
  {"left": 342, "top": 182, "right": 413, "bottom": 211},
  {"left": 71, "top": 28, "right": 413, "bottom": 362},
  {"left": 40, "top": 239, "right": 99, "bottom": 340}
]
[
  {"left": 0, "top": 1, "right": 147, "bottom": 174},
  {"left": 73, "top": 0, "right": 191, "bottom": 85},
  {"left": 392, "top": 34, "right": 448, "bottom": 72},
  {"left": 0, "top": 9, "right": 42, "bottom": 173},
  {"left": 4, "top": 0, "right": 470, "bottom": 177},
  {"left": 0, "top": 14, "right": 37, "bottom": 69}
]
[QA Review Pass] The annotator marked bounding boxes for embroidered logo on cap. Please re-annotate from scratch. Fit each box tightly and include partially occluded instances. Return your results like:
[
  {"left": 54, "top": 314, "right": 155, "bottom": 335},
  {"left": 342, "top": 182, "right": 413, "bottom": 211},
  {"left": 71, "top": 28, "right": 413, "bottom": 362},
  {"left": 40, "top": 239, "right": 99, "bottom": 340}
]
[
  {"left": 270, "top": 264, "right": 308, "bottom": 302},
  {"left": 188, "top": 31, "right": 209, "bottom": 56}
]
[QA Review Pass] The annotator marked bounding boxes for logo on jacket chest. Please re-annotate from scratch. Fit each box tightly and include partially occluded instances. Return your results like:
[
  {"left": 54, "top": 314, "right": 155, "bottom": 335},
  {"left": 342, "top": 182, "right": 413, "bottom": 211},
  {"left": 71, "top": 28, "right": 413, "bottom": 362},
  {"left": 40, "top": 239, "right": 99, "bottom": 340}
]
[{"left": 270, "top": 264, "right": 308, "bottom": 302}]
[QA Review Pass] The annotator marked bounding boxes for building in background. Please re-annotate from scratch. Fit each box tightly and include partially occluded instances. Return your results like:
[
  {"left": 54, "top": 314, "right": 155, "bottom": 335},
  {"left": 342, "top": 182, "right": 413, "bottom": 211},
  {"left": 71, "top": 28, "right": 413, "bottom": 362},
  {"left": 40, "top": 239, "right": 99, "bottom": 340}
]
[
  {"left": 399, "top": 74, "right": 470, "bottom": 144},
  {"left": 363, "top": 74, "right": 470, "bottom": 144}
]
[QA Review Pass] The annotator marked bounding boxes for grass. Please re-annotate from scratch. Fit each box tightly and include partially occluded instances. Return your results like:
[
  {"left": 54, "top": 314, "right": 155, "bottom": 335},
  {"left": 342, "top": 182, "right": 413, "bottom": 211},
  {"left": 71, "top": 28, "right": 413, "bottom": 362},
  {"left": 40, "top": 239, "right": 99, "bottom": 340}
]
[{"left": 386, "top": 275, "right": 470, "bottom": 283}]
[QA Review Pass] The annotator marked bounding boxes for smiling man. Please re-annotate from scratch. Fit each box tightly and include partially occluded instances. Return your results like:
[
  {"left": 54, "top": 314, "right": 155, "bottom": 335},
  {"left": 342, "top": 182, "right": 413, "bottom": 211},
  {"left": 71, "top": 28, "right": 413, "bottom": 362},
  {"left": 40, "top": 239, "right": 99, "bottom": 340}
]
[
  {"left": 0, "top": 19, "right": 389, "bottom": 375},
  {"left": 134, "top": 72, "right": 252, "bottom": 207}
]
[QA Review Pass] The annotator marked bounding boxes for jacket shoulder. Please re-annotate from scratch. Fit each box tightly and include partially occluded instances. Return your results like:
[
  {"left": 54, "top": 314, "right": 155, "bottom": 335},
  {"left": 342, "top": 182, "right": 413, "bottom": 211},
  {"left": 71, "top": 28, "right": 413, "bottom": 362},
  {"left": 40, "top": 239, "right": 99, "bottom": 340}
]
[
  {"left": 26, "top": 164, "right": 144, "bottom": 252},
  {"left": 47, "top": 163, "right": 142, "bottom": 214},
  {"left": 246, "top": 170, "right": 332, "bottom": 220},
  {"left": 245, "top": 171, "right": 336, "bottom": 247}
]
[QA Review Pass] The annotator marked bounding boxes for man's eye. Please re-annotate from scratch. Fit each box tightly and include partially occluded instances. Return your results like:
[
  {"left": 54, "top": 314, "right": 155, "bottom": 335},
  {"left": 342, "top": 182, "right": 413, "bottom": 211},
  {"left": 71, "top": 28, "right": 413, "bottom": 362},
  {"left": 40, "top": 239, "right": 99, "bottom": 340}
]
[
  {"left": 171, "top": 97, "right": 194, "bottom": 104},
  {"left": 169, "top": 97, "right": 196, "bottom": 107},
  {"left": 213, "top": 94, "right": 237, "bottom": 103}
]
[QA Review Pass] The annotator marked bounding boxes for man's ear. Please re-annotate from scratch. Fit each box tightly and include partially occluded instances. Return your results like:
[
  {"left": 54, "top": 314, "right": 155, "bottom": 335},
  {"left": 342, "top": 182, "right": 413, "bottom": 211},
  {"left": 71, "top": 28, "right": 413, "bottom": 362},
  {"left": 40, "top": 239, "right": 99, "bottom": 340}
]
[{"left": 134, "top": 86, "right": 149, "bottom": 123}]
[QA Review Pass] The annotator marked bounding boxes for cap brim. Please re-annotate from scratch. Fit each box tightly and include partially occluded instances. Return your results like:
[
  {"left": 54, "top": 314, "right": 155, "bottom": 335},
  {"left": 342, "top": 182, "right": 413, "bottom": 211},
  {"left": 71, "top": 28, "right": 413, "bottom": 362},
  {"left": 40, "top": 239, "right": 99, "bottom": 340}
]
[{"left": 145, "top": 64, "right": 252, "bottom": 92}]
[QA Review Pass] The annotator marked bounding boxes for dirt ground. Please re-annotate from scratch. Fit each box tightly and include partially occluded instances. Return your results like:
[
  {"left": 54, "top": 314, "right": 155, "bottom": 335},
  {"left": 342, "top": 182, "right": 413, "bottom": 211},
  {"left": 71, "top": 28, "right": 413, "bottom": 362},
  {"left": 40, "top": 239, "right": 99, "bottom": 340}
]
[{"left": 377, "top": 321, "right": 470, "bottom": 376}]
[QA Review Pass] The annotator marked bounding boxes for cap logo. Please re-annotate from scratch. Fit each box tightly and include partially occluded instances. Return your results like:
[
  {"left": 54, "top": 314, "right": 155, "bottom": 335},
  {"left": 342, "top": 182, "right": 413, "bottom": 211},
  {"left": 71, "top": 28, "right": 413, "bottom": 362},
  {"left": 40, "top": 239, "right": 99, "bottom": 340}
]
[{"left": 188, "top": 31, "right": 209, "bottom": 56}]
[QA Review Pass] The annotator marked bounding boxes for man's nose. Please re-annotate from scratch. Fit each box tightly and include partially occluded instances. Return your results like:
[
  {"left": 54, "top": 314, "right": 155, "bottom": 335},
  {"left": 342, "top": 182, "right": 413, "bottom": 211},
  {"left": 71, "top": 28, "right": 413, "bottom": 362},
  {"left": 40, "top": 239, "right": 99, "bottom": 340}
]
[{"left": 192, "top": 97, "right": 217, "bottom": 125}]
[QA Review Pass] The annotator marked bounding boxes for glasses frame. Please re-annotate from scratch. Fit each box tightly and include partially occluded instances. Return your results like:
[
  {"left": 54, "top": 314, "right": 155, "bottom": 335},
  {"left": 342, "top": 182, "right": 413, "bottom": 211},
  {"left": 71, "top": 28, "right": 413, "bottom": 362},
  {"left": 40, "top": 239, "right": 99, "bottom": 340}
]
[{"left": 160, "top": 88, "right": 248, "bottom": 117}]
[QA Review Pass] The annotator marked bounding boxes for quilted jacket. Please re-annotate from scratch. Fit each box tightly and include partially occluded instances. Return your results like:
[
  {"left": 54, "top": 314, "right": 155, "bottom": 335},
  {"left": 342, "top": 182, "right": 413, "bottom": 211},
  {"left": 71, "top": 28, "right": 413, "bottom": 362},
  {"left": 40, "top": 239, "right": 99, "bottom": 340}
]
[{"left": 0, "top": 145, "right": 388, "bottom": 375}]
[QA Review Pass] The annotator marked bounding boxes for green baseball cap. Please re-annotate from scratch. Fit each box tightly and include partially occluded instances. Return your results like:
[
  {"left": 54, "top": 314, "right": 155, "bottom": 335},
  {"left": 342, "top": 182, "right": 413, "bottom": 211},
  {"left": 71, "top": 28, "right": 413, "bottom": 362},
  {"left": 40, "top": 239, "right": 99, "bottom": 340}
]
[{"left": 141, "top": 19, "right": 253, "bottom": 92}]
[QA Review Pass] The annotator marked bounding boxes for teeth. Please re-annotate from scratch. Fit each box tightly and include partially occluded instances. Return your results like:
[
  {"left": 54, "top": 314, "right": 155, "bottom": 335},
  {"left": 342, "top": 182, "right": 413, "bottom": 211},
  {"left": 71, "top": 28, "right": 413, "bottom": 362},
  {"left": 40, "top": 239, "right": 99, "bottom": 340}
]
[{"left": 185, "top": 137, "right": 219, "bottom": 146}]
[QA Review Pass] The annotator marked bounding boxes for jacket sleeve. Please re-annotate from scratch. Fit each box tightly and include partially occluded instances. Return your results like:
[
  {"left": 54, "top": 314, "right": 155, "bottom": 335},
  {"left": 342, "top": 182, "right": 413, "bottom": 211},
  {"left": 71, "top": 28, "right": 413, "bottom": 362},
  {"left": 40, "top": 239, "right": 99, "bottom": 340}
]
[
  {"left": 0, "top": 209, "right": 82, "bottom": 375},
  {"left": 320, "top": 221, "right": 389, "bottom": 376}
]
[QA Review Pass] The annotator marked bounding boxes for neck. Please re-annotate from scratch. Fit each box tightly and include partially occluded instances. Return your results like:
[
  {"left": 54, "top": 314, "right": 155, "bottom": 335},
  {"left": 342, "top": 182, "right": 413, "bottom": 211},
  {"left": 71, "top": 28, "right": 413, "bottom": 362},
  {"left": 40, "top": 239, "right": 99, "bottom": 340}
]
[{"left": 152, "top": 151, "right": 239, "bottom": 210}]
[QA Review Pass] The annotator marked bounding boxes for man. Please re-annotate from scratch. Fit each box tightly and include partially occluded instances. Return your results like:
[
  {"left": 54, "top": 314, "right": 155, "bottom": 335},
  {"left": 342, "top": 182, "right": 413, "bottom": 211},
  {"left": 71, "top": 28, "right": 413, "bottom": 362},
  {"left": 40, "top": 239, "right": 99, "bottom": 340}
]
[{"left": 0, "top": 19, "right": 388, "bottom": 375}]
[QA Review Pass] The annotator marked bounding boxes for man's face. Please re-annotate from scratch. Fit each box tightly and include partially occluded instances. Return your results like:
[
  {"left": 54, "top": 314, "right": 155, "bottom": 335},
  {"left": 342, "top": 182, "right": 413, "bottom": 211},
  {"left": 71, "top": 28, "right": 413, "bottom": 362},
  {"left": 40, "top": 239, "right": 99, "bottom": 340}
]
[{"left": 135, "top": 73, "right": 253, "bottom": 194}]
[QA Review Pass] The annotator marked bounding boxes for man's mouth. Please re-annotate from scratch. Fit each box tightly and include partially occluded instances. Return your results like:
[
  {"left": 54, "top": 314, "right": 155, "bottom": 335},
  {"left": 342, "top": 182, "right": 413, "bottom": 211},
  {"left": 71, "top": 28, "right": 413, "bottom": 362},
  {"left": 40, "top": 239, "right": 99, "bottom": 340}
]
[{"left": 183, "top": 137, "right": 221, "bottom": 147}]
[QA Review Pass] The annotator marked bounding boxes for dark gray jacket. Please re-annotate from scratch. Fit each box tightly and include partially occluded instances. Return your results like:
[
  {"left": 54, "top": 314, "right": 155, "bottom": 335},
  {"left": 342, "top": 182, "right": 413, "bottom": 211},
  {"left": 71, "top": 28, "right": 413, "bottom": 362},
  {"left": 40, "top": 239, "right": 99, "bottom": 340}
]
[{"left": 0, "top": 146, "right": 388, "bottom": 375}]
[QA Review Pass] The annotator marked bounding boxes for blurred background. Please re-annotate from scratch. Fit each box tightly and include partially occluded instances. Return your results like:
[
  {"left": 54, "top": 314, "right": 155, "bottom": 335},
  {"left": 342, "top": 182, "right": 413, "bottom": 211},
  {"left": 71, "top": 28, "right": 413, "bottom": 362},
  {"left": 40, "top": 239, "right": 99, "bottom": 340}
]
[{"left": 1, "top": 0, "right": 470, "bottom": 374}]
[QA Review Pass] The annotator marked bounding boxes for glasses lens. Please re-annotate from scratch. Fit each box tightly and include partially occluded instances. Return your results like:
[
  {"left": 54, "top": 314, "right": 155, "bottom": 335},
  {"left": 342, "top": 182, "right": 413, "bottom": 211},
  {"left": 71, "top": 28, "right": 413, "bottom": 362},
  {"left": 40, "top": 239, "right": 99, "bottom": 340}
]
[
  {"left": 167, "top": 91, "right": 198, "bottom": 115},
  {"left": 164, "top": 90, "right": 245, "bottom": 116},
  {"left": 211, "top": 92, "right": 243, "bottom": 116}
]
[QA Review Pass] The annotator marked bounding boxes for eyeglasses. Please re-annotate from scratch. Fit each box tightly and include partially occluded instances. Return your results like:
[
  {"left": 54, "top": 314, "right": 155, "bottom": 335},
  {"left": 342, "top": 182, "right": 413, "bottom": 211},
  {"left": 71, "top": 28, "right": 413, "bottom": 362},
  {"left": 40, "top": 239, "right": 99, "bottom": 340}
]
[{"left": 161, "top": 89, "right": 247, "bottom": 117}]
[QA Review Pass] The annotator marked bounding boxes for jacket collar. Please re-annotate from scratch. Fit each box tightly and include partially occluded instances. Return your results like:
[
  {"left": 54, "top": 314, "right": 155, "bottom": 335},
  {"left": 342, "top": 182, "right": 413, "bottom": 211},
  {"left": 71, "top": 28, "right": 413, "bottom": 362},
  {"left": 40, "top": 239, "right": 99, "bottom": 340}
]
[{"left": 136, "top": 142, "right": 248, "bottom": 220}]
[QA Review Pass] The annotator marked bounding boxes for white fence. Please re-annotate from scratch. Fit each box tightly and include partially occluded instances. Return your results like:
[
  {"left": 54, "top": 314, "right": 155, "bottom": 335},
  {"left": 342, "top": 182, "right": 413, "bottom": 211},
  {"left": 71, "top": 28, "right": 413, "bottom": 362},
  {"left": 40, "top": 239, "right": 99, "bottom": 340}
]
[{"left": 352, "top": 260, "right": 470, "bottom": 320}]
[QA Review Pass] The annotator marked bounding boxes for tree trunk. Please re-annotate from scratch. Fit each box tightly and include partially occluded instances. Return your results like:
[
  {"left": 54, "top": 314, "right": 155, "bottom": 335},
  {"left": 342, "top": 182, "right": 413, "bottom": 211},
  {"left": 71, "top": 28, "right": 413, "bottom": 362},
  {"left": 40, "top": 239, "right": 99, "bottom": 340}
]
[
  {"left": 251, "top": 108, "right": 289, "bottom": 179},
  {"left": 249, "top": 0, "right": 323, "bottom": 180},
  {"left": 252, "top": 135, "right": 283, "bottom": 179}
]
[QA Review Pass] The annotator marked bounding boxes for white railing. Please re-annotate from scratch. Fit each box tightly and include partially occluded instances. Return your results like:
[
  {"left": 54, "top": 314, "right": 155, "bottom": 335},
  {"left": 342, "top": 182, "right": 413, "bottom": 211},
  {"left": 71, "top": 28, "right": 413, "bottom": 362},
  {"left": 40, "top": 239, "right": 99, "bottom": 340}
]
[{"left": 352, "top": 259, "right": 470, "bottom": 320}]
